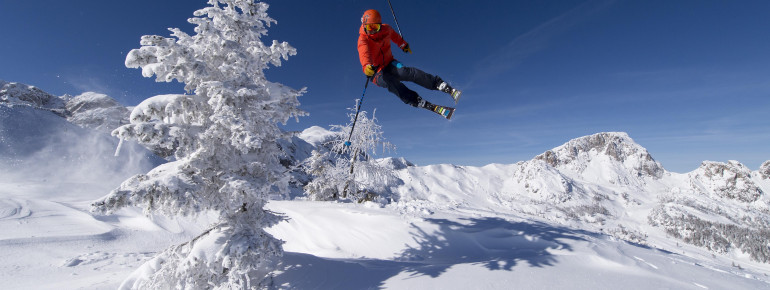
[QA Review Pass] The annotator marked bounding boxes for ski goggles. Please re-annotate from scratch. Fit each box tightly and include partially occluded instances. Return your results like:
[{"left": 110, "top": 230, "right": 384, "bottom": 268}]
[{"left": 365, "top": 23, "right": 381, "bottom": 33}]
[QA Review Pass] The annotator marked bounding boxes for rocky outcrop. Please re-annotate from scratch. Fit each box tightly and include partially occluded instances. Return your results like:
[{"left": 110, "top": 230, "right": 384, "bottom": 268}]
[
  {"left": 688, "top": 160, "right": 763, "bottom": 203},
  {"left": 761, "top": 160, "right": 770, "bottom": 179}
]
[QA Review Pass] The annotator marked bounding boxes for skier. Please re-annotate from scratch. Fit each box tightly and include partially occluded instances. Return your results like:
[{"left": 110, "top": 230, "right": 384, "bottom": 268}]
[{"left": 358, "top": 9, "right": 461, "bottom": 119}]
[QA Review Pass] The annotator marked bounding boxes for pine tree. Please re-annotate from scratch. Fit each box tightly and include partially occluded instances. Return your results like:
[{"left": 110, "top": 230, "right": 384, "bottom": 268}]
[
  {"left": 303, "top": 106, "right": 396, "bottom": 203},
  {"left": 91, "top": 0, "right": 305, "bottom": 288}
]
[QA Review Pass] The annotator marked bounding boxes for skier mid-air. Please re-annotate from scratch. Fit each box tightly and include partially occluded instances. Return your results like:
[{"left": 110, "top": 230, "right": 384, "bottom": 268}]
[{"left": 357, "top": 9, "right": 461, "bottom": 119}]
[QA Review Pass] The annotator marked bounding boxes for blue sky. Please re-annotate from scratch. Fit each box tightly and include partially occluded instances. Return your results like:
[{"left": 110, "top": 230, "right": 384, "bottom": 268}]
[{"left": 2, "top": 0, "right": 769, "bottom": 172}]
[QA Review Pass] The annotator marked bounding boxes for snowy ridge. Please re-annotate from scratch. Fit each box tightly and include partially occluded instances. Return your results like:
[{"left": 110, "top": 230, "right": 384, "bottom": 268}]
[
  {"left": 1, "top": 79, "right": 131, "bottom": 135},
  {"left": 0, "top": 80, "right": 66, "bottom": 112},
  {"left": 650, "top": 160, "right": 770, "bottom": 263}
]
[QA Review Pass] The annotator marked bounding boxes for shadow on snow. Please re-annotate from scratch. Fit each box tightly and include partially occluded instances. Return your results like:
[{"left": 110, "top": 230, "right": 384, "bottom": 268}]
[{"left": 270, "top": 217, "right": 587, "bottom": 289}]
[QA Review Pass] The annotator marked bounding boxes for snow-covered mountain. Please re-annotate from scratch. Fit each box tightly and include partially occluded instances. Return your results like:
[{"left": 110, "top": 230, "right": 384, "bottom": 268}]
[
  {"left": 0, "top": 81, "right": 162, "bottom": 189},
  {"left": 0, "top": 80, "right": 67, "bottom": 112},
  {"left": 381, "top": 130, "right": 770, "bottom": 256},
  {"left": 65, "top": 92, "right": 130, "bottom": 134},
  {"left": 2, "top": 80, "right": 769, "bottom": 288}
]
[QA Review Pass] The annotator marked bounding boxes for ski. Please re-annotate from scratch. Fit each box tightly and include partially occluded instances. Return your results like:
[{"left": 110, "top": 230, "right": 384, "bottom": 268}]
[
  {"left": 432, "top": 105, "right": 455, "bottom": 120},
  {"left": 450, "top": 89, "right": 462, "bottom": 104}
]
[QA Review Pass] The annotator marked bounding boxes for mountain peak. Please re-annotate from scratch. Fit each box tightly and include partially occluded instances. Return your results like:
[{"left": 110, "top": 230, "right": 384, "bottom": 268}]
[
  {"left": 535, "top": 132, "right": 664, "bottom": 178},
  {"left": 0, "top": 80, "right": 65, "bottom": 111},
  {"left": 65, "top": 92, "right": 130, "bottom": 134}
]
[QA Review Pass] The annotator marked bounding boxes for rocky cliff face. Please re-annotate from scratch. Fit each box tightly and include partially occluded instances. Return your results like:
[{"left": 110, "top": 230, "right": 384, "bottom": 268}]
[{"left": 761, "top": 160, "right": 770, "bottom": 180}]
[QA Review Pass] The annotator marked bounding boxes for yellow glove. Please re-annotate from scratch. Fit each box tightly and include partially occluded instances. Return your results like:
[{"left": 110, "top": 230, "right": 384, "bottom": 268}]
[
  {"left": 364, "top": 64, "right": 376, "bottom": 77},
  {"left": 401, "top": 43, "right": 412, "bottom": 54}
]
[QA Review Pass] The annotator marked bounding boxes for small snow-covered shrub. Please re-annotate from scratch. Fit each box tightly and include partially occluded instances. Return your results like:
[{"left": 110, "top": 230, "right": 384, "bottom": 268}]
[{"left": 303, "top": 107, "right": 396, "bottom": 203}]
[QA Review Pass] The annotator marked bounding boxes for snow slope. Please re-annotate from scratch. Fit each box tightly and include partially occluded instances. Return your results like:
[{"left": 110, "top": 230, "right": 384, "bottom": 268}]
[
  {"left": 1, "top": 81, "right": 769, "bottom": 289},
  {"left": 266, "top": 201, "right": 768, "bottom": 289},
  {"left": 0, "top": 81, "right": 202, "bottom": 289}
]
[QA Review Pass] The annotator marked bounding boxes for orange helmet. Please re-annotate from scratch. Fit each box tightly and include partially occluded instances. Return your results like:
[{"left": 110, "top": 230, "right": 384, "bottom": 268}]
[{"left": 361, "top": 9, "right": 381, "bottom": 25}]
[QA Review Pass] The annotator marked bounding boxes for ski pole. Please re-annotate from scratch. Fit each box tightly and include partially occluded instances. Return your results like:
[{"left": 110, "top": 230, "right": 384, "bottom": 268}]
[
  {"left": 386, "top": 0, "right": 404, "bottom": 38},
  {"left": 344, "top": 77, "right": 371, "bottom": 147}
]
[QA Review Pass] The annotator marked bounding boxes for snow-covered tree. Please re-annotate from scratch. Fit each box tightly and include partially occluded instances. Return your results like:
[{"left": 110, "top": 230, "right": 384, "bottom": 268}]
[
  {"left": 91, "top": 0, "right": 305, "bottom": 288},
  {"left": 303, "top": 106, "right": 395, "bottom": 202}
]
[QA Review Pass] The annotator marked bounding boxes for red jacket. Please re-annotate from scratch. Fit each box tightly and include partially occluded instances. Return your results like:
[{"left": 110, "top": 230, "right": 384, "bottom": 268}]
[{"left": 358, "top": 24, "right": 407, "bottom": 74}]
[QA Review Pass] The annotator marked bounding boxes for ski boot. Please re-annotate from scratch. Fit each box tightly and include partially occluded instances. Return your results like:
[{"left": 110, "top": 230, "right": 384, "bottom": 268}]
[{"left": 437, "top": 81, "right": 462, "bottom": 104}]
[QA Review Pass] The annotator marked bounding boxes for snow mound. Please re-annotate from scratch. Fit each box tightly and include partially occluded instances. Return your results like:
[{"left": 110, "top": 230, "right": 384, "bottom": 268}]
[
  {"left": 66, "top": 92, "right": 130, "bottom": 134},
  {"left": 688, "top": 160, "right": 763, "bottom": 203}
]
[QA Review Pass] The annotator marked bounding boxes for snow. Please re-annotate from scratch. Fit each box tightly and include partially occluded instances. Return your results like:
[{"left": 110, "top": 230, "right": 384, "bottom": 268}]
[
  {"left": 297, "top": 125, "right": 337, "bottom": 147},
  {"left": 3, "top": 100, "right": 769, "bottom": 289},
  {"left": 129, "top": 94, "right": 188, "bottom": 123},
  {"left": 66, "top": 92, "right": 130, "bottom": 134},
  {"left": 266, "top": 201, "right": 768, "bottom": 290}
]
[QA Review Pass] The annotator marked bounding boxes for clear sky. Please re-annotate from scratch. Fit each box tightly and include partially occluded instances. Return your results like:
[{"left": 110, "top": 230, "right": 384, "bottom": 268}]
[{"left": 2, "top": 0, "right": 769, "bottom": 172}]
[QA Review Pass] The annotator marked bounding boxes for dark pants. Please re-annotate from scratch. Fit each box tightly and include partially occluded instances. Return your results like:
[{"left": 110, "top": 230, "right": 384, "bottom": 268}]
[{"left": 374, "top": 61, "right": 442, "bottom": 107}]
